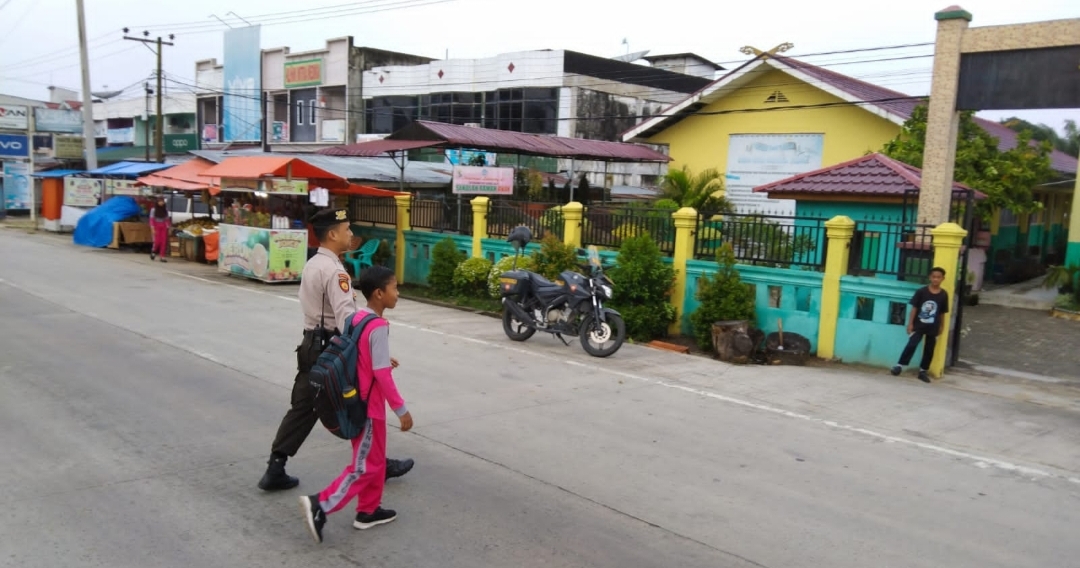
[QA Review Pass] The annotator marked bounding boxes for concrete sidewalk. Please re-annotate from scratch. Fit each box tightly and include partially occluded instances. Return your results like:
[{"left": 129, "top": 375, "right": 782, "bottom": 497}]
[{"left": 8, "top": 227, "right": 1080, "bottom": 481}]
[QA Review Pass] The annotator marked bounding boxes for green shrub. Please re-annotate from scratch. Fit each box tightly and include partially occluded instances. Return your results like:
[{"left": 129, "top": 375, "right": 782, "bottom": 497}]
[
  {"left": 607, "top": 235, "right": 676, "bottom": 342},
  {"left": 430, "top": 237, "right": 466, "bottom": 295},
  {"left": 690, "top": 243, "right": 756, "bottom": 350},
  {"left": 611, "top": 223, "right": 650, "bottom": 241},
  {"left": 372, "top": 239, "right": 392, "bottom": 267},
  {"left": 531, "top": 234, "right": 579, "bottom": 281},
  {"left": 453, "top": 257, "right": 494, "bottom": 297},
  {"left": 488, "top": 254, "right": 535, "bottom": 298}
]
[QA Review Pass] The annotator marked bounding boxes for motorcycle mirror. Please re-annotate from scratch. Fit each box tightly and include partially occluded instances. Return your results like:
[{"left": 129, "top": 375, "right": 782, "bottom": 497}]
[{"left": 506, "top": 225, "right": 532, "bottom": 249}]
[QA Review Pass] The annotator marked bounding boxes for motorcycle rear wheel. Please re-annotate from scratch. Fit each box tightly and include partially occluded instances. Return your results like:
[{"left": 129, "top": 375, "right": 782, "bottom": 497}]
[
  {"left": 502, "top": 305, "right": 537, "bottom": 342},
  {"left": 579, "top": 313, "right": 626, "bottom": 357}
]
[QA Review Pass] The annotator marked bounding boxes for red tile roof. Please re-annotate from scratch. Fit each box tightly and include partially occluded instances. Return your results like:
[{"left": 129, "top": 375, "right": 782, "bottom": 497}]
[
  {"left": 65, "top": 101, "right": 82, "bottom": 111},
  {"left": 318, "top": 139, "right": 442, "bottom": 157},
  {"left": 753, "top": 153, "right": 986, "bottom": 199},
  {"left": 628, "top": 54, "right": 1078, "bottom": 174}
]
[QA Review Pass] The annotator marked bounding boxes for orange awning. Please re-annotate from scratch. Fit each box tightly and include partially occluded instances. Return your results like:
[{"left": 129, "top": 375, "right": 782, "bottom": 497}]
[
  {"left": 136, "top": 157, "right": 219, "bottom": 192},
  {"left": 200, "top": 156, "right": 349, "bottom": 194},
  {"left": 330, "top": 184, "right": 405, "bottom": 197}
]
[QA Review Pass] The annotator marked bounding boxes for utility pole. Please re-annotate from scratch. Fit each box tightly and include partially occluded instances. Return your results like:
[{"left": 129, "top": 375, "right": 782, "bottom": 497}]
[
  {"left": 75, "top": 0, "right": 97, "bottom": 170},
  {"left": 123, "top": 29, "right": 173, "bottom": 162},
  {"left": 144, "top": 82, "right": 152, "bottom": 162}
]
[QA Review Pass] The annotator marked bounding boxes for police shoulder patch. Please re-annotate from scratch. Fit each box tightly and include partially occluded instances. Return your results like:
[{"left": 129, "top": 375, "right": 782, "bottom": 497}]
[{"left": 338, "top": 273, "right": 351, "bottom": 293}]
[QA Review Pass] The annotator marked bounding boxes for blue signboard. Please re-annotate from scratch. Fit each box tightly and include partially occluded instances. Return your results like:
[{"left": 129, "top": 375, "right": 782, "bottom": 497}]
[
  {"left": 0, "top": 134, "right": 29, "bottom": 158},
  {"left": 3, "top": 161, "right": 30, "bottom": 210},
  {"left": 223, "top": 25, "right": 262, "bottom": 142}
]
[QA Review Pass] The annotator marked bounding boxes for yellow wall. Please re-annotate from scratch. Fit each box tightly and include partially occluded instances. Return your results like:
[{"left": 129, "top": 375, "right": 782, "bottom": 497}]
[{"left": 647, "top": 69, "right": 902, "bottom": 173}]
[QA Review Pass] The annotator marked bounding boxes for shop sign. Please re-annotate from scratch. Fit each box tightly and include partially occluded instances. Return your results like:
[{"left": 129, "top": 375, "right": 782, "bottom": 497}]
[
  {"left": 34, "top": 108, "right": 82, "bottom": 133},
  {"left": 55, "top": 136, "right": 84, "bottom": 159},
  {"left": 165, "top": 133, "right": 198, "bottom": 152},
  {"left": 94, "top": 121, "right": 108, "bottom": 139},
  {"left": 223, "top": 25, "right": 262, "bottom": 142},
  {"left": 0, "top": 105, "right": 29, "bottom": 130},
  {"left": 63, "top": 177, "right": 103, "bottom": 207},
  {"left": 106, "top": 127, "right": 135, "bottom": 144},
  {"left": 0, "top": 134, "right": 29, "bottom": 158},
  {"left": 271, "top": 121, "right": 287, "bottom": 142},
  {"left": 3, "top": 161, "right": 31, "bottom": 210},
  {"left": 451, "top": 165, "right": 514, "bottom": 195},
  {"left": 220, "top": 177, "right": 261, "bottom": 192},
  {"left": 266, "top": 178, "right": 308, "bottom": 195},
  {"left": 202, "top": 124, "right": 218, "bottom": 142},
  {"left": 106, "top": 179, "right": 140, "bottom": 196},
  {"left": 284, "top": 59, "right": 323, "bottom": 88}
]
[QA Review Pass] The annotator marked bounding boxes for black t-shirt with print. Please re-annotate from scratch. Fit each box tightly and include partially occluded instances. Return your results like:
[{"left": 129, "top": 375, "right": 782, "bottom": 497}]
[{"left": 909, "top": 286, "right": 949, "bottom": 334}]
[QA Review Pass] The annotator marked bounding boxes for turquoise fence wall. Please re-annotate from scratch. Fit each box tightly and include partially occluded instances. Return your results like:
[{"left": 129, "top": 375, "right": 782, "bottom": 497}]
[
  {"left": 349, "top": 226, "right": 397, "bottom": 274},
  {"left": 834, "top": 275, "right": 922, "bottom": 367},
  {"left": 683, "top": 259, "right": 823, "bottom": 351},
  {"left": 402, "top": 231, "right": 473, "bottom": 285}
]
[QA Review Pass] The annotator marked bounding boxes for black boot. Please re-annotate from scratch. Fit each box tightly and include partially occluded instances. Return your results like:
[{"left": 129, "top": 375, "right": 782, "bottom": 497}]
[
  {"left": 258, "top": 455, "right": 299, "bottom": 491},
  {"left": 385, "top": 458, "right": 414, "bottom": 480}
]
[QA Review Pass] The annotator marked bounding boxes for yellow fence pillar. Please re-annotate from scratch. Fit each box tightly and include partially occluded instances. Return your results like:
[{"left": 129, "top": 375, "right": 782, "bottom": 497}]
[
  {"left": 562, "top": 202, "right": 584, "bottom": 249},
  {"left": 929, "top": 222, "right": 968, "bottom": 378},
  {"left": 670, "top": 207, "right": 698, "bottom": 335},
  {"left": 393, "top": 194, "right": 411, "bottom": 284},
  {"left": 471, "top": 196, "right": 489, "bottom": 259},
  {"left": 817, "top": 216, "right": 855, "bottom": 360}
]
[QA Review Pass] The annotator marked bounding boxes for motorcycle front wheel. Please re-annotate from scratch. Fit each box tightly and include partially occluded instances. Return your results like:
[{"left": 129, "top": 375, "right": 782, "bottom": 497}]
[
  {"left": 579, "top": 312, "right": 626, "bottom": 357},
  {"left": 502, "top": 304, "right": 536, "bottom": 342}
]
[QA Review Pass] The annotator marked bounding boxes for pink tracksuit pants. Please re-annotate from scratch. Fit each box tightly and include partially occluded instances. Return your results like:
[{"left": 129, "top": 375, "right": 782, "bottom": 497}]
[{"left": 318, "top": 419, "right": 387, "bottom": 515}]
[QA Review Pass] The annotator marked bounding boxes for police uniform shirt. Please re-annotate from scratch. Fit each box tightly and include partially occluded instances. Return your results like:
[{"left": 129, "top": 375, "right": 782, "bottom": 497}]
[{"left": 299, "top": 247, "right": 356, "bottom": 333}]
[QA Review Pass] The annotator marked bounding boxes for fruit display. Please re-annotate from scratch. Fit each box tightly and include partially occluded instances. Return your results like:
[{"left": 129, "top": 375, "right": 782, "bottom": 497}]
[
  {"left": 265, "top": 268, "right": 301, "bottom": 281},
  {"left": 175, "top": 217, "right": 219, "bottom": 237}
]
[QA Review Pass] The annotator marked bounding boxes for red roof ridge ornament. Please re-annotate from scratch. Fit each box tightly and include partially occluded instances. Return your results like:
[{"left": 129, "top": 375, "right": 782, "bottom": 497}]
[
  {"left": 507, "top": 62, "right": 515, "bottom": 73},
  {"left": 437, "top": 69, "right": 444, "bottom": 79},
  {"left": 378, "top": 75, "right": 384, "bottom": 83}
]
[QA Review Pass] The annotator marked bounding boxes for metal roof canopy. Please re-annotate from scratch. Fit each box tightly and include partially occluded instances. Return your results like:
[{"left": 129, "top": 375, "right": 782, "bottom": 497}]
[
  {"left": 32, "top": 169, "right": 84, "bottom": 178},
  {"left": 318, "top": 121, "right": 672, "bottom": 163},
  {"left": 84, "top": 161, "right": 171, "bottom": 177}
]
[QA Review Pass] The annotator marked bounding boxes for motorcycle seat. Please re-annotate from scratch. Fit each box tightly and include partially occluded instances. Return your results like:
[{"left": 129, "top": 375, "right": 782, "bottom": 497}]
[{"left": 528, "top": 273, "right": 565, "bottom": 295}]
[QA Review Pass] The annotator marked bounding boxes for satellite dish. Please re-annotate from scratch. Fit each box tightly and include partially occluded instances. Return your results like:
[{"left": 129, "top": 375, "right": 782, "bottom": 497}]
[
  {"left": 92, "top": 90, "right": 124, "bottom": 99},
  {"left": 610, "top": 50, "right": 650, "bottom": 63}
]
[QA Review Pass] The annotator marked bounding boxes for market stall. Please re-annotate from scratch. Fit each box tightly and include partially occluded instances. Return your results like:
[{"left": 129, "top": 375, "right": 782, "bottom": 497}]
[
  {"left": 62, "top": 161, "right": 169, "bottom": 247},
  {"left": 199, "top": 156, "right": 352, "bottom": 284},
  {"left": 136, "top": 157, "right": 220, "bottom": 263}
]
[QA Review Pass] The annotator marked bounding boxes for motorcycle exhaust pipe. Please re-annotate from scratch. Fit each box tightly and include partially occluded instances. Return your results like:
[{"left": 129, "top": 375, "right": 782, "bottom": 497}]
[{"left": 501, "top": 297, "right": 537, "bottom": 329}]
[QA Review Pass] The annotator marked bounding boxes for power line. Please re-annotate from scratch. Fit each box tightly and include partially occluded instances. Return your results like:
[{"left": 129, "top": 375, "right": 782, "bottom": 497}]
[{"left": 0, "top": 34, "right": 123, "bottom": 71}]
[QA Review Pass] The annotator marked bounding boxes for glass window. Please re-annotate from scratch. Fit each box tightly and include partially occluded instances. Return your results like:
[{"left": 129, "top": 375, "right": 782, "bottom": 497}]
[
  {"left": 309, "top": 99, "right": 316, "bottom": 124},
  {"left": 296, "top": 100, "right": 305, "bottom": 125}
]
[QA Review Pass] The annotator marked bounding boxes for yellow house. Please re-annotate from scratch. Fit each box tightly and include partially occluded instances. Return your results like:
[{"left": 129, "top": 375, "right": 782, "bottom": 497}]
[{"left": 622, "top": 51, "right": 1077, "bottom": 224}]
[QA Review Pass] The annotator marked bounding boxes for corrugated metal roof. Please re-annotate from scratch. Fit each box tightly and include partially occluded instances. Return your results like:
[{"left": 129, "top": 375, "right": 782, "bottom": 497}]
[
  {"left": 190, "top": 150, "right": 452, "bottom": 186},
  {"left": 318, "top": 139, "right": 442, "bottom": 157},
  {"left": 85, "top": 161, "right": 170, "bottom": 176},
  {"left": 381, "top": 121, "right": 671, "bottom": 162},
  {"left": 32, "top": 169, "right": 84, "bottom": 178},
  {"left": 136, "top": 157, "right": 217, "bottom": 191},
  {"left": 753, "top": 153, "right": 985, "bottom": 199}
]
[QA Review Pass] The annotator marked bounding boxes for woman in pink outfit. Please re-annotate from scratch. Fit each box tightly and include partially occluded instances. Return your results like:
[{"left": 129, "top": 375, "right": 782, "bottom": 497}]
[{"left": 149, "top": 197, "right": 171, "bottom": 262}]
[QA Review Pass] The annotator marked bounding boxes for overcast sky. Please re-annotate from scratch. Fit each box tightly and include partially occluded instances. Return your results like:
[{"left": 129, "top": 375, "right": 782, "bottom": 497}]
[{"left": 1, "top": 0, "right": 1077, "bottom": 135}]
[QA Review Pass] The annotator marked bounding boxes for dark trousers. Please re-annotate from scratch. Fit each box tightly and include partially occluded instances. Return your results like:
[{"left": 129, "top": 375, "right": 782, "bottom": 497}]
[
  {"left": 898, "top": 329, "right": 938, "bottom": 371},
  {"left": 270, "top": 331, "right": 329, "bottom": 457}
]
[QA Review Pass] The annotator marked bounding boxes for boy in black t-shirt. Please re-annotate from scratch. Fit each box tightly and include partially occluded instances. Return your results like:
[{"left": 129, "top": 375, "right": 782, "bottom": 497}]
[{"left": 891, "top": 267, "right": 950, "bottom": 383}]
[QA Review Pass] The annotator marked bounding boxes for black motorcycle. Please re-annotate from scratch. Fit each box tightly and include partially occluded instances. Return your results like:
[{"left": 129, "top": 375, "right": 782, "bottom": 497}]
[{"left": 497, "top": 226, "right": 626, "bottom": 358}]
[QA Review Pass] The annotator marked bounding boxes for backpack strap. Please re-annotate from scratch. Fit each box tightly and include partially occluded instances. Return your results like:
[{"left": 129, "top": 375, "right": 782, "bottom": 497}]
[{"left": 344, "top": 311, "right": 383, "bottom": 402}]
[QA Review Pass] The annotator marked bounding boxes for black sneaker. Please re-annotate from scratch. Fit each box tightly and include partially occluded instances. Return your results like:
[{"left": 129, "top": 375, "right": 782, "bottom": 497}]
[
  {"left": 386, "top": 458, "right": 414, "bottom": 480},
  {"left": 298, "top": 494, "right": 326, "bottom": 543},
  {"left": 159, "top": 258, "right": 167, "bottom": 263},
  {"left": 353, "top": 507, "right": 397, "bottom": 530},
  {"left": 889, "top": 365, "right": 902, "bottom": 376},
  {"left": 150, "top": 253, "right": 156, "bottom": 260},
  {"left": 918, "top": 370, "right": 931, "bottom": 383}
]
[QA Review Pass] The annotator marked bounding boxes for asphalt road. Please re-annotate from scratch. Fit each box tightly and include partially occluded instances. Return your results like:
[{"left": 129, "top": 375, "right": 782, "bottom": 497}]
[{"left": 2, "top": 230, "right": 1079, "bottom": 568}]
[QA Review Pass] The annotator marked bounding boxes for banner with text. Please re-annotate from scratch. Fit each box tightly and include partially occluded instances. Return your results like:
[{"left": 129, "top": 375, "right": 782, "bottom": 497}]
[{"left": 451, "top": 165, "right": 514, "bottom": 195}]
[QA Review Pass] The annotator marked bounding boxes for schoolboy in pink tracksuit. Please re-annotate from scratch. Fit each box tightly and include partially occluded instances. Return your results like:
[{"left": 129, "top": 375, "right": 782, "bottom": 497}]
[{"left": 300, "top": 265, "right": 413, "bottom": 543}]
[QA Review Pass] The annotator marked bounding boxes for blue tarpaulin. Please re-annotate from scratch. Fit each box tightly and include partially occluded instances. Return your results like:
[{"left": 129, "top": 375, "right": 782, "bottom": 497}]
[
  {"left": 85, "top": 161, "right": 169, "bottom": 177},
  {"left": 73, "top": 196, "right": 143, "bottom": 248}
]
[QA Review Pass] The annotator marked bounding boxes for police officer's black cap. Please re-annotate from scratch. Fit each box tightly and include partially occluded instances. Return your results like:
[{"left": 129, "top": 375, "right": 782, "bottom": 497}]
[{"left": 310, "top": 207, "right": 350, "bottom": 229}]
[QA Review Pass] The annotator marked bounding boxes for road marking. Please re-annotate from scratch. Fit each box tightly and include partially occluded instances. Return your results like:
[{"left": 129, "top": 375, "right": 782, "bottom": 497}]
[
  {"left": 166, "top": 270, "right": 298, "bottom": 303},
  {"left": 48, "top": 263, "right": 1080, "bottom": 487}
]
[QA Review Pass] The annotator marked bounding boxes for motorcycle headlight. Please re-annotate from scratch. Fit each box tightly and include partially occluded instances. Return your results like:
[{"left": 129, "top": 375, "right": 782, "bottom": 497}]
[{"left": 600, "top": 284, "right": 613, "bottom": 300}]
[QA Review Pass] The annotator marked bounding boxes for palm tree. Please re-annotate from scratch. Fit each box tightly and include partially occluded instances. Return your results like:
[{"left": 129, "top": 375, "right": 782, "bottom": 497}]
[{"left": 660, "top": 165, "right": 734, "bottom": 217}]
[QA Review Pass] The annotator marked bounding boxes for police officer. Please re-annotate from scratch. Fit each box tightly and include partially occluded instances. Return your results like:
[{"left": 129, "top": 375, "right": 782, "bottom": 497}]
[{"left": 258, "top": 207, "right": 414, "bottom": 491}]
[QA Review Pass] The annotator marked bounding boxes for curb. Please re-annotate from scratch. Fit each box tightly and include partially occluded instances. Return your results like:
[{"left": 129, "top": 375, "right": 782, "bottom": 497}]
[{"left": 399, "top": 293, "right": 501, "bottom": 320}]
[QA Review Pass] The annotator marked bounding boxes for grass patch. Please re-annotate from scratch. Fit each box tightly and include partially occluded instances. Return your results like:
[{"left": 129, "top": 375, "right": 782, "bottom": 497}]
[{"left": 400, "top": 283, "right": 503, "bottom": 314}]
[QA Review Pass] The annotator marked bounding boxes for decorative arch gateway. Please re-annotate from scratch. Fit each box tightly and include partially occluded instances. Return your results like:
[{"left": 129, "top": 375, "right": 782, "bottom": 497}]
[{"left": 920, "top": 6, "right": 1080, "bottom": 263}]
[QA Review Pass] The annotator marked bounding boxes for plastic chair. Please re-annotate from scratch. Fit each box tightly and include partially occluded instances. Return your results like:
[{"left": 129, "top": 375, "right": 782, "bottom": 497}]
[{"left": 343, "top": 239, "right": 381, "bottom": 279}]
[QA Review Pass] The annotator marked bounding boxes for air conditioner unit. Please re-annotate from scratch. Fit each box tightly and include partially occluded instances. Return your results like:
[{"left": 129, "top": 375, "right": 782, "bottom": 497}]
[{"left": 464, "top": 122, "right": 481, "bottom": 128}]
